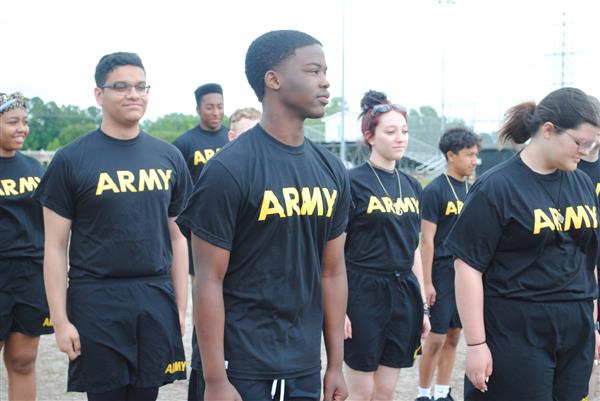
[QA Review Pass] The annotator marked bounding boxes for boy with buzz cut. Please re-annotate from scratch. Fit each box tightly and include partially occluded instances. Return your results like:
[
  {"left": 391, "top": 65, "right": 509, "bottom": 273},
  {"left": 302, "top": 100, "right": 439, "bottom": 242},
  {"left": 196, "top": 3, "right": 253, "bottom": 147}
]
[
  {"left": 177, "top": 30, "right": 351, "bottom": 401},
  {"left": 34, "top": 52, "right": 192, "bottom": 401},
  {"left": 416, "top": 127, "right": 480, "bottom": 401}
]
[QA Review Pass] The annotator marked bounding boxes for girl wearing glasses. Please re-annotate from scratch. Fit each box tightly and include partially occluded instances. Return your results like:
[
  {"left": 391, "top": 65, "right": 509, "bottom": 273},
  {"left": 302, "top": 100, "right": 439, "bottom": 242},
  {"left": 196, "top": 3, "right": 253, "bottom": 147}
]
[
  {"left": 447, "top": 87, "right": 600, "bottom": 401},
  {"left": 0, "top": 92, "right": 53, "bottom": 401},
  {"left": 343, "top": 90, "right": 430, "bottom": 400}
]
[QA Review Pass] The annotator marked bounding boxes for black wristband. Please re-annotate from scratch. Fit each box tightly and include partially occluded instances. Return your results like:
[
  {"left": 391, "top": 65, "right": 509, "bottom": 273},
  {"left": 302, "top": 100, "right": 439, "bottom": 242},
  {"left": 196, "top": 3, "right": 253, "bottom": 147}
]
[{"left": 467, "top": 340, "right": 486, "bottom": 347}]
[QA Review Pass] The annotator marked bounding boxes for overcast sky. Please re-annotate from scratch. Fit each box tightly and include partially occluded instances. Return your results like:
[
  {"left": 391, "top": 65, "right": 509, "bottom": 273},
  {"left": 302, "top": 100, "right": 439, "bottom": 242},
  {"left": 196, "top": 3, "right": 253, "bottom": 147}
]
[{"left": 2, "top": 0, "right": 598, "bottom": 133}]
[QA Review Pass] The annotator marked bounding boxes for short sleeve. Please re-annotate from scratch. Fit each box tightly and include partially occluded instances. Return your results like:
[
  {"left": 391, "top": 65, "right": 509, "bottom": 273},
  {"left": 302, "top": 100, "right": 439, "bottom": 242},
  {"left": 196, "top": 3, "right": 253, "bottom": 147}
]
[
  {"left": 33, "top": 151, "right": 75, "bottom": 220},
  {"left": 445, "top": 188, "right": 503, "bottom": 273},
  {"left": 421, "top": 184, "right": 440, "bottom": 224},
  {"left": 175, "top": 160, "right": 242, "bottom": 251},
  {"left": 329, "top": 168, "right": 351, "bottom": 240},
  {"left": 168, "top": 152, "right": 193, "bottom": 217},
  {"left": 172, "top": 135, "right": 188, "bottom": 158}
]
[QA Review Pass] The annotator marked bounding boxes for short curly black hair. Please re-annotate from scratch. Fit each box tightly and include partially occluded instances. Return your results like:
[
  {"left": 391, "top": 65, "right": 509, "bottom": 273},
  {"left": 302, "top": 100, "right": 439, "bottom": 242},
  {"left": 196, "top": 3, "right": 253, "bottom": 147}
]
[
  {"left": 439, "top": 127, "right": 481, "bottom": 160},
  {"left": 245, "top": 30, "right": 321, "bottom": 101}
]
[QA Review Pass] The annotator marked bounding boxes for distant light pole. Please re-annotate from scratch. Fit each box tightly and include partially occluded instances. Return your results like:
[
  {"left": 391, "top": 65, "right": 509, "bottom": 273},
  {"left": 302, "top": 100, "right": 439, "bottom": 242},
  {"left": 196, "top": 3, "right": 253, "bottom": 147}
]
[
  {"left": 438, "top": 0, "right": 455, "bottom": 133},
  {"left": 340, "top": 0, "right": 347, "bottom": 163}
]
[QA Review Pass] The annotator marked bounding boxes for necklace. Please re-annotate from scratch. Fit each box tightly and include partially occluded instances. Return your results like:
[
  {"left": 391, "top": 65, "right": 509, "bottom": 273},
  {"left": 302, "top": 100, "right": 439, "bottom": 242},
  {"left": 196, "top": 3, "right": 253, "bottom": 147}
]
[
  {"left": 367, "top": 160, "right": 403, "bottom": 215},
  {"left": 444, "top": 173, "right": 468, "bottom": 203},
  {"left": 534, "top": 171, "right": 565, "bottom": 224}
]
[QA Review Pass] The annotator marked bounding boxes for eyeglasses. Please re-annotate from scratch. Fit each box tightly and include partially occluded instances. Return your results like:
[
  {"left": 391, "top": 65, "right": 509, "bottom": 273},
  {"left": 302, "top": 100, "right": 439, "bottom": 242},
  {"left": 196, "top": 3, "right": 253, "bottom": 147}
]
[
  {"left": 370, "top": 103, "right": 407, "bottom": 118},
  {"left": 100, "top": 82, "right": 151, "bottom": 95},
  {"left": 563, "top": 130, "right": 599, "bottom": 154}
]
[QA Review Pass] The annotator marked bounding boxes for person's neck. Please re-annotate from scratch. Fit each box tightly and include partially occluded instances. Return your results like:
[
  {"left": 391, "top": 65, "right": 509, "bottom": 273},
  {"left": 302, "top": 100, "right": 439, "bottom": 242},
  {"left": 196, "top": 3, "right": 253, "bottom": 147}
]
[
  {"left": 101, "top": 120, "right": 140, "bottom": 140},
  {"left": 445, "top": 165, "right": 466, "bottom": 181},
  {"left": 581, "top": 151, "right": 600, "bottom": 163},
  {"left": 0, "top": 148, "right": 17, "bottom": 158},
  {"left": 369, "top": 152, "right": 396, "bottom": 172},
  {"left": 199, "top": 122, "right": 220, "bottom": 132},
  {"left": 260, "top": 103, "right": 305, "bottom": 147},
  {"left": 520, "top": 142, "right": 556, "bottom": 174}
]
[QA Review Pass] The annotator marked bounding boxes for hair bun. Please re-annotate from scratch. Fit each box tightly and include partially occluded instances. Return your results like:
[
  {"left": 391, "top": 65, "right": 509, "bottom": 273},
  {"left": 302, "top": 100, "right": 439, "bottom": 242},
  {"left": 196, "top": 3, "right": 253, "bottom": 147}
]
[{"left": 360, "top": 90, "right": 388, "bottom": 113}]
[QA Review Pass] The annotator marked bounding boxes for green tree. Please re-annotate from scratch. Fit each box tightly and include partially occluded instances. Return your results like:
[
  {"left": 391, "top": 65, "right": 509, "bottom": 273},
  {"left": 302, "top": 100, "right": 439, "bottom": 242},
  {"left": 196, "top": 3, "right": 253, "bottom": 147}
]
[
  {"left": 47, "top": 123, "right": 98, "bottom": 150},
  {"left": 408, "top": 106, "right": 465, "bottom": 146},
  {"left": 25, "top": 97, "right": 101, "bottom": 150}
]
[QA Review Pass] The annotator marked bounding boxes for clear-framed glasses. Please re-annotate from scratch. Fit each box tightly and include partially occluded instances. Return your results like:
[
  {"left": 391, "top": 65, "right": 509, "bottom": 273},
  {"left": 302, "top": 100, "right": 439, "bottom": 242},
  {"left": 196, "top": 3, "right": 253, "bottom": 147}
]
[
  {"left": 100, "top": 82, "right": 151, "bottom": 95},
  {"left": 563, "top": 130, "right": 599, "bottom": 154}
]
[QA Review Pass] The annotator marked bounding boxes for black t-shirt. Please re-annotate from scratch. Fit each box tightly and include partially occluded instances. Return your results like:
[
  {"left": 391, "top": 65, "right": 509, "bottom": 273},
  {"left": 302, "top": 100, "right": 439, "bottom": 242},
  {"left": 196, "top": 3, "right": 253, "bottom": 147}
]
[
  {"left": 34, "top": 130, "right": 192, "bottom": 280},
  {"left": 578, "top": 158, "right": 600, "bottom": 266},
  {"left": 173, "top": 125, "right": 229, "bottom": 183},
  {"left": 176, "top": 124, "right": 351, "bottom": 379},
  {"left": 344, "top": 163, "right": 422, "bottom": 273},
  {"left": 447, "top": 154, "right": 599, "bottom": 302},
  {"left": 578, "top": 158, "right": 600, "bottom": 198},
  {"left": 421, "top": 173, "right": 469, "bottom": 260},
  {"left": 0, "top": 152, "right": 44, "bottom": 261}
]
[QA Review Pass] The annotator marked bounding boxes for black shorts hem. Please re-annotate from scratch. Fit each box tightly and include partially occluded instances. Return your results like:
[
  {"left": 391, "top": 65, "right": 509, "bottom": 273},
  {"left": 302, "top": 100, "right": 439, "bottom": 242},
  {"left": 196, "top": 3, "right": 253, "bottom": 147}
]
[
  {"left": 8, "top": 326, "right": 54, "bottom": 339},
  {"left": 380, "top": 358, "right": 415, "bottom": 369}
]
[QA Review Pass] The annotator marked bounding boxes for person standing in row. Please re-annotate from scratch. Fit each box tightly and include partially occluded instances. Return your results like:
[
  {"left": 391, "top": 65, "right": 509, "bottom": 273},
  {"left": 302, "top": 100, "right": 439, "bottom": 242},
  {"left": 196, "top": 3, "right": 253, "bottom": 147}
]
[
  {"left": 577, "top": 95, "right": 600, "bottom": 401},
  {"left": 343, "top": 90, "right": 430, "bottom": 401},
  {"left": 0, "top": 92, "right": 54, "bottom": 401},
  {"left": 177, "top": 30, "right": 350, "bottom": 401},
  {"left": 448, "top": 87, "right": 600, "bottom": 400},
  {"left": 416, "top": 127, "right": 480, "bottom": 401},
  {"left": 227, "top": 107, "right": 261, "bottom": 141},
  {"left": 174, "top": 83, "right": 228, "bottom": 184},
  {"left": 35, "top": 52, "right": 192, "bottom": 401}
]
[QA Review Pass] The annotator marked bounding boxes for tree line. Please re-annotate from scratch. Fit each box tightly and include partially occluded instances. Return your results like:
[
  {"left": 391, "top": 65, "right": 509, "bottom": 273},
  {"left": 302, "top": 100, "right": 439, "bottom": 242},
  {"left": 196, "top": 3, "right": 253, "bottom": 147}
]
[{"left": 21, "top": 96, "right": 474, "bottom": 151}]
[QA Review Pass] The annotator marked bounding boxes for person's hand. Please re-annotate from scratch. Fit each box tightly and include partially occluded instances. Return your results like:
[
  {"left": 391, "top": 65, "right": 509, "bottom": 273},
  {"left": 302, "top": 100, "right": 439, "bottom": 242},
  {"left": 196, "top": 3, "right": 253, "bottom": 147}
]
[
  {"left": 323, "top": 366, "right": 349, "bottom": 401},
  {"left": 55, "top": 321, "right": 81, "bottom": 360},
  {"left": 204, "top": 378, "right": 242, "bottom": 401},
  {"left": 465, "top": 343, "right": 493, "bottom": 393},
  {"left": 344, "top": 315, "right": 352, "bottom": 340},
  {"left": 425, "top": 282, "right": 437, "bottom": 307},
  {"left": 422, "top": 315, "right": 431, "bottom": 339}
]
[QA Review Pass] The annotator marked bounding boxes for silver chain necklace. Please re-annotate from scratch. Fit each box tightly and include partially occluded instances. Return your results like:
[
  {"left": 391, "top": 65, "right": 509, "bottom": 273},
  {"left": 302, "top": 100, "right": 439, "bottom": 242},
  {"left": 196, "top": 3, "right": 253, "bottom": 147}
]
[
  {"left": 444, "top": 173, "right": 468, "bottom": 203},
  {"left": 367, "top": 160, "right": 403, "bottom": 215}
]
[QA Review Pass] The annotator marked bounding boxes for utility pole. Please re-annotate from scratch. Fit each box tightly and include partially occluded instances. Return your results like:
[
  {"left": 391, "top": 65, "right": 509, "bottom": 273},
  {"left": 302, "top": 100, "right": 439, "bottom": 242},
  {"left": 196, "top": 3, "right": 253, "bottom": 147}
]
[{"left": 340, "top": 0, "right": 347, "bottom": 164}]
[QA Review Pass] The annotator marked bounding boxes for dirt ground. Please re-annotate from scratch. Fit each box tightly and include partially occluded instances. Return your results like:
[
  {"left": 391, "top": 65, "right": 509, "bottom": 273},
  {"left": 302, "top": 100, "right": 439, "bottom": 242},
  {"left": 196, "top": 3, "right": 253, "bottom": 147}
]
[{"left": 1, "top": 288, "right": 598, "bottom": 401}]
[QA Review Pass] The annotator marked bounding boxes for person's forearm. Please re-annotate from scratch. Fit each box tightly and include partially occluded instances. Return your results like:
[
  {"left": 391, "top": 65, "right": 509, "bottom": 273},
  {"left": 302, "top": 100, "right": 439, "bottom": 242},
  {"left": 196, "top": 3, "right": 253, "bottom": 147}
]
[
  {"left": 412, "top": 250, "right": 426, "bottom": 301},
  {"left": 196, "top": 277, "right": 228, "bottom": 382},
  {"left": 455, "top": 259, "right": 486, "bottom": 344},
  {"left": 44, "top": 246, "right": 69, "bottom": 326},
  {"left": 420, "top": 240, "right": 434, "bottom": 286},
  {"left": 322, "top": 270, "right": 347, "bottom": 369},
  {"left": 170, "top": 235, "right": 188, "bottom": 315}
]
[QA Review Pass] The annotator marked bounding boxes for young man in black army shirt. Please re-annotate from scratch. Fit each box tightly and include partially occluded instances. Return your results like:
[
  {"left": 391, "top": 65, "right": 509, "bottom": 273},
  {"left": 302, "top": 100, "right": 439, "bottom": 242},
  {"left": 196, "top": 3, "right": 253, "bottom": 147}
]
[
  {"left": 173, "top": 83, "right": 228, "bottom": 185},
  {"left": 177, "top": 30, "right": 351, "bottom": 401},
  {"left": 416, "top": 128, "right": 480, "bottom": 401},
  {"left": 34, "top": 52, "right": 192, "bottom": 401}
]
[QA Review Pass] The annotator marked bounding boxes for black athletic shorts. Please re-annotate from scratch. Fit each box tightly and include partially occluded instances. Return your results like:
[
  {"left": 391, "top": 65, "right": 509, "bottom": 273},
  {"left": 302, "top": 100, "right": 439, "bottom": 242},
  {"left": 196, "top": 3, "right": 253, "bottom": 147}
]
[
  {"left": 187, "top": 238, "right": 195, "bottom": 275},
  {"left": 465, "top": 297, "right": 594, "bottom": 401},
  {"left": 344, "top": 266, "right": 423, "bottom": 371},
  {"left": 0, "top": 259, "right": 53, "bottom": 341},
  {"left": 66, "top": 275, "right": 186, "bottom": 393},
  {"left": 429, "top": 257, "right": 461, "bottom": 335},
  {"left": 188, "top": 368, "right": 320, "bottom": 401}
]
